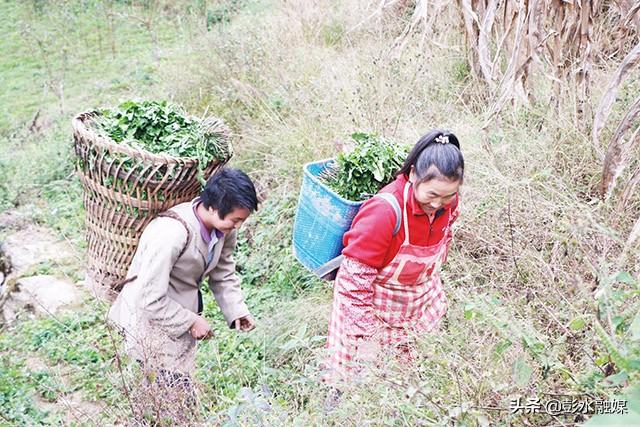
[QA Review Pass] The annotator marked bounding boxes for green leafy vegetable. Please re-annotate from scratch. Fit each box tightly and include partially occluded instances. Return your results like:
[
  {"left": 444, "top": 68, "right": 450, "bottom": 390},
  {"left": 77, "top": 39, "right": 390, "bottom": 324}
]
[
  {"left": 321, "top": 132, "right": 408, "bottom": 201},
  {"left": 93, "top": 100, "right": 232, "bottom": 169}
]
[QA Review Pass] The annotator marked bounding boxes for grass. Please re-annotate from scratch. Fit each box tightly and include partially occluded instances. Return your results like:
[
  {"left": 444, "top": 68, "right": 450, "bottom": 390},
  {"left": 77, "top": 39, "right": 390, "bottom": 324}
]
[
  {"left": 0, "top": 306, "right": 116, "bottom": 425},
  {"left": 1, "top": 0, "right": 639, "bottom": 425}
]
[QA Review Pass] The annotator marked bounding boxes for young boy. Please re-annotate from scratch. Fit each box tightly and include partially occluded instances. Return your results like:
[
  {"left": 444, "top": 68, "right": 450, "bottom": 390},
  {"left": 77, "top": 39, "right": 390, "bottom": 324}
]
[{"left": 108, "top": 167, "right": 258, "bottom": 393}]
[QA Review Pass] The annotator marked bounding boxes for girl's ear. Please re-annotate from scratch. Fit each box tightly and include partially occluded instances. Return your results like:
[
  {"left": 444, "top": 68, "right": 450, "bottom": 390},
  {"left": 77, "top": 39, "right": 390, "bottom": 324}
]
[{"left": 408, "top": 165, "right": 416, "bottom": 183}]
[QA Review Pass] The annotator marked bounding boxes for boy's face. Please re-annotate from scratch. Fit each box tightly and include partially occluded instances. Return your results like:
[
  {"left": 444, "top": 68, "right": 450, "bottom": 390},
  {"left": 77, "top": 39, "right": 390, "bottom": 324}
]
[{"left": 210, "top": 206, "right": 251, "bottom": 234}]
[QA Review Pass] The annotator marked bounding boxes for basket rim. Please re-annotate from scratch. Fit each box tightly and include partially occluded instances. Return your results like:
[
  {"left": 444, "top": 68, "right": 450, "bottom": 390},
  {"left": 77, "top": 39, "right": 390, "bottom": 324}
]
[
  {"left": 72, "top": 110, "right": 231, "bottom": 166},
  {"left": 303, "top": 158, "right": 365, "bottom": 207}
]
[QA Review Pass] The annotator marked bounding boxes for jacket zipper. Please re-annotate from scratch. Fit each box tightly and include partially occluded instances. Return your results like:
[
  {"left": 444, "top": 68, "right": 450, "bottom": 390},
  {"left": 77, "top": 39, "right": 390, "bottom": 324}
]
[{"left": 427, "top": 208, "right": 445, "bottom": 241}]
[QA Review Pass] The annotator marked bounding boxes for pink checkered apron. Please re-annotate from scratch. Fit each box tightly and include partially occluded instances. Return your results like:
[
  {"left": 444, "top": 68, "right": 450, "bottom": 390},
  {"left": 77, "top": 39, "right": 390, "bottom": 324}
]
[{"left": 326, "top": 182, "right": 454, "bottom": 378}]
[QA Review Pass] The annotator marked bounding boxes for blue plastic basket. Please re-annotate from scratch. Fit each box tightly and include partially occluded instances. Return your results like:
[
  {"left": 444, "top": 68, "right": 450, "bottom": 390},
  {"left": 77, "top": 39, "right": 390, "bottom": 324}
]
[{"left": 292, "top": 159, "right": 364, "bottom": 273}]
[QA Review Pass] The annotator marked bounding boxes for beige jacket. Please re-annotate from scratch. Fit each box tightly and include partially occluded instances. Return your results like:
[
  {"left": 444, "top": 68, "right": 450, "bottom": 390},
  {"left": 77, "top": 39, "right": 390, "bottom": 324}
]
[{"left": 108, "top": 201, "right": 250, "bottom": 373}]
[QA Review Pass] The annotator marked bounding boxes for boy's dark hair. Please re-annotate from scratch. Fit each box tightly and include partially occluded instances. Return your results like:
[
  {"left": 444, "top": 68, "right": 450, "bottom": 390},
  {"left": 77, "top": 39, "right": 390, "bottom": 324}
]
[
  {"left": 200, "top": 168, "right": 259, "bottom": 218},
  {"left": 397, "top": 129, "right": 464, "bottom": 183}
]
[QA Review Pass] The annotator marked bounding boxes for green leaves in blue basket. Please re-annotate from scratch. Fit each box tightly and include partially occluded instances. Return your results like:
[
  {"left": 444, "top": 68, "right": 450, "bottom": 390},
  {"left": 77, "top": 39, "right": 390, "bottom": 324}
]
[{"left": 321, "top": 132, "right": 409, "bottom": 201}]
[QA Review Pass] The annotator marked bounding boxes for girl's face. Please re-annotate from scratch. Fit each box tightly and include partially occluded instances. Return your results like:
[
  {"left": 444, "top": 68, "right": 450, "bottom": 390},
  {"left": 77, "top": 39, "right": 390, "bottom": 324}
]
[{"left": 409, "top": 168, "right": 461, "bottom": 214}]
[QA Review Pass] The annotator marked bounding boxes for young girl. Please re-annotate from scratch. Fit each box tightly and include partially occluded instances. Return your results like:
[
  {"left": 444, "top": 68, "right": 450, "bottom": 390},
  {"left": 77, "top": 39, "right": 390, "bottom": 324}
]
[{"left": 325, "top": 129, "right": 464, "bottom": 378}]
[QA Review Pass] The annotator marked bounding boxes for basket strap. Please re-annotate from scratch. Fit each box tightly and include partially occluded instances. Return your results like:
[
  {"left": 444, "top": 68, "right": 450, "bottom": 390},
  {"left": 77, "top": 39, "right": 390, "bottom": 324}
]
[
  {"left": 373, "top": 193, "right": 401, "bottom": 236},
  {"left": 157, "top": 210, "right": 193, "bottom": 260},
  {"left": 313, "top": 193, "right": 401, "bottom": 280},
  {"left": 313, "top": 254, "right": 344, "bottom": 279},
  {"left": 114, "top": 210, "right": 193, "bottom": 290}
]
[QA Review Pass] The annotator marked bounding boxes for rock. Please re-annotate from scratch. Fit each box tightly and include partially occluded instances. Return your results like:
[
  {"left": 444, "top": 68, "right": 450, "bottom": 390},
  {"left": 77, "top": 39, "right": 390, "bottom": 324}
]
[
  {"left": 0, "top": 209, "right": 33, "bottom": 231},
  {"left": 2, "top": 226, "right": 76, "bottom": 276},
  {"left": 2, "top": 275, "right": 85, "bottom": 324}
]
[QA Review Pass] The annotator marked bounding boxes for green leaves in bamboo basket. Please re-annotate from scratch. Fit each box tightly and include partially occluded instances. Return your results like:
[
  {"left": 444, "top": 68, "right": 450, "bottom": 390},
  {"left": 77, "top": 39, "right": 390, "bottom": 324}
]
[{"left": 93, "top": 100, "right": 232, "bottom": 173}]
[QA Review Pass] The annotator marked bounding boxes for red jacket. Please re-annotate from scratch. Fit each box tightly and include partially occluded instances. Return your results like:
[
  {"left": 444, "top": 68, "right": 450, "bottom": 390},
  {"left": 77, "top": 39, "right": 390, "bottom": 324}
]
[{"left": 342, "top": 174, "right": 459, "bottom": 269}]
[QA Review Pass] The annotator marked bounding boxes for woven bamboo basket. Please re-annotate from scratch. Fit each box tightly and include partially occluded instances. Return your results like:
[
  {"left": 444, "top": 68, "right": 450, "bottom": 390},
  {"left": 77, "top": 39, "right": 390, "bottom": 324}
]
[{"left": 72, "top": 111, "right": 231, "bottom": 293}]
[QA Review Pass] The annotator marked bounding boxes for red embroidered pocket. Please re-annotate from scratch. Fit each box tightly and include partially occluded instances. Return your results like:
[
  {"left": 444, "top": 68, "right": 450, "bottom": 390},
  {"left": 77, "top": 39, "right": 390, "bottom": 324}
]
[{"left": 396, "top": 260, "right": 427, "bottom": 286}]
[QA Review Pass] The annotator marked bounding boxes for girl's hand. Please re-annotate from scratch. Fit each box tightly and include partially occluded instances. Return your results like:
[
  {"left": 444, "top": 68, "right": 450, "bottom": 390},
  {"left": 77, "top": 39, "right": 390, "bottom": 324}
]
[
  {"left": 190, "top": 315, "right": 213, "bottom": 340},
  {"left": 234, "top": 314, "right": 256, "bottom": 332}
]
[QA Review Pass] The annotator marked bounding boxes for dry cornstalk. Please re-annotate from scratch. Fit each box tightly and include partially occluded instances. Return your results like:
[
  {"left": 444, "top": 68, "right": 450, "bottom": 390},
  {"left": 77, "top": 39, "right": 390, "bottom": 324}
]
[
  {"left": 392, "top": 1, "right": 639, "bottom": 130},
  {"left": 478, "top": 0, "right": 498, "bottom": 87},
  {"left": 394, "top": 0, "right": 637, "bottom": 111},
  {"left": 393, "top": 1, "right": 640, "bottom": 207},
  {"left": 600, "top": 94, "right": 640, "bottom": 199},
  {"left": 391, "top": 0, "right": 451, "bottom": 54},
  {"left": 616, "top": 165, "right": 640, "bottom": 215},
  {"left": 593, "top": 40, "right": 640, "bottom": 162}
]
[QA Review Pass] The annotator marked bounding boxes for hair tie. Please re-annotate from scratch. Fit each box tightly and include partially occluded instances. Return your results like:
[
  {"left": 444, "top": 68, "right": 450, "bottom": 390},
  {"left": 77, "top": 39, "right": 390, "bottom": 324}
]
[{"left": 435, "top": 135, "right": 449, "bottom": 145}]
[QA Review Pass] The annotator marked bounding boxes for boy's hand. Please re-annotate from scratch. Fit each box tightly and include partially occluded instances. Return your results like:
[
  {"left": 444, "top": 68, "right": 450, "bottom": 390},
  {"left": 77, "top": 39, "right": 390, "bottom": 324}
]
[
  {"left": 190, "top": 315, "right": 213, "bottom": 340},
  {"left": 233, "top": 314, "right": 256, "bottom": 332}
]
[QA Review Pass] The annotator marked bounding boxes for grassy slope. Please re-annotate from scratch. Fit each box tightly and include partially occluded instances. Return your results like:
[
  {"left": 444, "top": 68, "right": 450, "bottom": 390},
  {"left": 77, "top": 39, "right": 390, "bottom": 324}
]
[{"left": 1, "top": 0, "right": 639, "bottom": 425}]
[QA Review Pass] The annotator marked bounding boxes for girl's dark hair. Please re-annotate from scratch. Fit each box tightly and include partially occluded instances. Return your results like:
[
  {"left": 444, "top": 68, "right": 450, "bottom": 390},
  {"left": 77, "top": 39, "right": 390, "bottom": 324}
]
[
  {"left": 200, "top": 168, "right": 259, "bottom": 218},
  {"left": 397, "top": 129, "right": 464, "bottom": 183}
]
